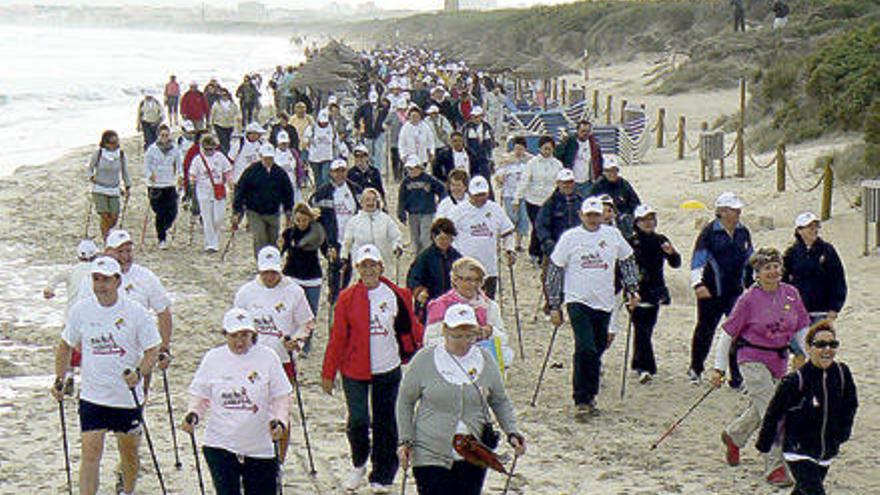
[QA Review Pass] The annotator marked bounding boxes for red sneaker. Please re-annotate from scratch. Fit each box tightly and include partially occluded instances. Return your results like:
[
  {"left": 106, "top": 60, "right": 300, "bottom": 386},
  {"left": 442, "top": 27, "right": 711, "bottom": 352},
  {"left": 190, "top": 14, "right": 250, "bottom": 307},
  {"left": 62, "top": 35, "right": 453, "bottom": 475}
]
[
  {"left": 721, "top": 431, "right": 740, "bottom": 466},
  {"left": 766, "top": 466, "right": 794, "bottom": 487}
]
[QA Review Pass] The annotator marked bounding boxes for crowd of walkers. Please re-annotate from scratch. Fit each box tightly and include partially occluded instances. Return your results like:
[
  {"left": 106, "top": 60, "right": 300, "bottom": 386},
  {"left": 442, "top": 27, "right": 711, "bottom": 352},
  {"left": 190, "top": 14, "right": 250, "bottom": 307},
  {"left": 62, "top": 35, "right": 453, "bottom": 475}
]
[{"left": 54, "top": 44, "right": 857, "bottom": 495}]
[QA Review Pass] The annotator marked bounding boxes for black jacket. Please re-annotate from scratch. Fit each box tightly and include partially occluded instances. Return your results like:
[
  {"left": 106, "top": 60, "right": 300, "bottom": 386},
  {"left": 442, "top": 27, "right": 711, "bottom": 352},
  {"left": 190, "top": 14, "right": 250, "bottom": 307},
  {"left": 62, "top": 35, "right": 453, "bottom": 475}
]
[
  {"left": 309, "top": 180, "right": 362, "bottom": 250},
  {"left": 398, "top": 173, "right": 446, "bottom": 221},
  {"left": 233, "top": 162, "right": 294, "bottom": 216},
  {"left": 353, "top": 102, "right": 388, "bottom": 139},
  {"left": 267, "top": 123, "right": 300, "bottom": 151},
  {"left": 554, "top": 134, "right": 603, "bottom": 182},
  {"left": 432, "top": 146, "right": 481, "bottom": 183},
  {"left": 424, "top": 98, "right": 459, "bottom": 129},
  {"left": 280, "top": 222, "right": 327, "bottom": 279},
  {"left": 347, "top": 165, "right": 386, "bottom": 203},
  {"left": 588, "top": 176, "right": 641, "bottom": 216},
  {"left": 756, "top": 361, "right": 858, "bottom": 462},
  {"left": 534, "top": 189, "right": 585, "bottom": 256},
  {"left": 406, "top": 244, "right": 462, "bottom": 304},
  {"left": 782, "top": 236, "right": 847, "bottom": 313},
  {"left": 629, "top": 228, "right": 681, "bottom": 305}
]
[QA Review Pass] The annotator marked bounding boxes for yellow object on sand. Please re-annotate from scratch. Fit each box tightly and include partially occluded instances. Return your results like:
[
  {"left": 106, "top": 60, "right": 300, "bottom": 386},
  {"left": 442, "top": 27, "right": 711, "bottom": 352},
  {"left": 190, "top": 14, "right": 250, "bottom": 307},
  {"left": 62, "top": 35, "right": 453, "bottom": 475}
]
[{"left": 679, "top": 200, "right": 707, "bottom": 211}]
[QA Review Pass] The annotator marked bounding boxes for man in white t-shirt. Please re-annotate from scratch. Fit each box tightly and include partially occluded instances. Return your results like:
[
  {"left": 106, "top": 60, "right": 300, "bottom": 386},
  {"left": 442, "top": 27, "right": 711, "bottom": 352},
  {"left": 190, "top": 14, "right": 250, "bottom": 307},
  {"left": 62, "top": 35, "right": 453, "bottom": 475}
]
[
  {"left": 97, "top": 230, "right": 173, "bottom": 377},
  {"left": 448, "top": 175, "right": 516, "bottom": 300},
  {"left": 52, "top": 256, "right": 161, "bottom": 495},
  {"left": 546, "top": 197, "right": 640, "bottom": 420},
  {"left": 234, "top": 246, "right": 315, "bottom": 371}
]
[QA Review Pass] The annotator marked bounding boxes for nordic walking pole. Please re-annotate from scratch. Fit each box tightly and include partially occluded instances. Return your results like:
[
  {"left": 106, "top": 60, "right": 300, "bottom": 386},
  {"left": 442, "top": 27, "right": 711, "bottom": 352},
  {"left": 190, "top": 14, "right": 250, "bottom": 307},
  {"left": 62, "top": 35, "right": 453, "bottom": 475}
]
[
  {"left": 140, "top": 210, "right": 150, "bottom": 246},
  {"left": 220, "top": 228, "right": 236, "bottom": 261},
  {"left": 508, "top": 264, "right": 525, "bottom": 360},
  {"left": 119, "top": 193, "right": 130, "bottom": 229},
  {"left": 284, "top": 338, "right": 317, "bottom": 476},
  {"left": 395, "top": 250, "right": 401, "bottom": 285},
  {"left": 650, "top": 386, "right": 717, "bottom": 450},
  {"left": 270, "top": 419, "right": 285, "bottom": 495},
  {"left": 501, "top": 454, "right": 520, "bottom": 495},
  {"left": 124, "top": 369, "right": 168, "bottom": 494},
  {"left": 620, "top": 309, "right": 633, "bottom": 400},
  {"left": 530, "top": 323, "right": 561, "bottom": 407},
  {"left": 84, "top": 197, "right": 93, "bottom": 239},
  {"left": 159, "top": 355, "right": 182, "bottom": 469},
  {"left": 55, "top": 382, "right": 73, "bottom": 495},
  {"left": 184, "top": 413, "right": 206, "bottom": 495}
]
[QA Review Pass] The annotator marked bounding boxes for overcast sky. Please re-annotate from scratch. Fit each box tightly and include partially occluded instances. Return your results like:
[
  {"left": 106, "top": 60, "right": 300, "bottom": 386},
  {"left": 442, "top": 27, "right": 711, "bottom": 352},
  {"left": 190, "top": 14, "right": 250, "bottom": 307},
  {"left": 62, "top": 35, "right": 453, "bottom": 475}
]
[{"left": 9, "top": 0, "right": 576, "bottom": 12}]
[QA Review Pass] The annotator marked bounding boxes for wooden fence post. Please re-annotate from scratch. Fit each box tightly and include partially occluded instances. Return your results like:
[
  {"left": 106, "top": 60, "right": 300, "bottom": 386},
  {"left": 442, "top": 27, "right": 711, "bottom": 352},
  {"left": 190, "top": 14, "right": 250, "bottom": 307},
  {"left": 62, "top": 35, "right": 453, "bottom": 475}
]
[
  {"left": 821, "top": 158, "right": 834, "bottom": 220},
  {"left": 605, "top": 94, "right": 613, "bottom": 125},
  {"left": 593, "top": 89, "right": 599, "bottom": 118},
  {"left": 736, "top": 78, "right": 746, "bottom": 178},
  {"left": 561, "top": 79, "right": 567, "bottom": 105},
  {"left": 620, "top": 99, "right": 628, "bottom": 123},
  {"left": 700, "top": 121, "right": 708, "bottom": 182},
  {"left": 677, "top": 116, "right": 686, "bottom": 160},
  {"left": 656, "top": 108, "right": 666, "bottom": 148},
  {"left": 776, "top": 142, "right": 786, "bottom": 192}
]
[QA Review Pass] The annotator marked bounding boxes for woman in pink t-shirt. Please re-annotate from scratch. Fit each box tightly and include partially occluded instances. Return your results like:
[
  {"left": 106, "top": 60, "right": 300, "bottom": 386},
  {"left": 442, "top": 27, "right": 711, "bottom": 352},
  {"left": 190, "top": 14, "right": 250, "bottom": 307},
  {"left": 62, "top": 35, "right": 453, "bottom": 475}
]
[{"left": 709, "top": 247, "right": 810, "bottom": 488}]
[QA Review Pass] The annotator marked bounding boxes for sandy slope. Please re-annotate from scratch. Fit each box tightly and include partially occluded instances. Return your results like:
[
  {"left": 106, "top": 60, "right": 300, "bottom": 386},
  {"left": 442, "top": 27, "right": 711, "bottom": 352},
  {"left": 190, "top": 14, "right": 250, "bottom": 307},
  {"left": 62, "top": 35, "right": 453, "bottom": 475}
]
[{"left": 0, "top": 58, "right": 877, "bottom": 494}]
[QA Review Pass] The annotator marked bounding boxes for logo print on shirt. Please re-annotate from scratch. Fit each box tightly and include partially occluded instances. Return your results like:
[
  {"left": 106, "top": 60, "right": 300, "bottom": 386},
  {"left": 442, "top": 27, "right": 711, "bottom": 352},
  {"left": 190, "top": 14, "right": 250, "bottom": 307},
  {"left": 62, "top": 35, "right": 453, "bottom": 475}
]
[
  {"left": 469, "top": 222, "right": 493, "bottom": 238},
  {"left": 369, "top": 314, "right": 388, "bottom": 337},
  {"left": 579, "top": 252, "right": 609, "bottom": 270},
  {"left": 247, "top": 371, "right": 260, "bottom": 384},
  {"left": 114, "top": 318, "right": 126, "bottom": 330},
  {"left": 90, "top": 333, "right": 127, "bottom": 357},
  {"left": 253, "top": 315, "right": 281, "bottom": 338},
  {"left": 124, "top": 284, "right": 135, "bottom": 294},
  {"left": 274, "top": 302, "right": 286, "bottom": 313},
  {"left": 220, "top": 387, "right": 259, "bottom": 414}
]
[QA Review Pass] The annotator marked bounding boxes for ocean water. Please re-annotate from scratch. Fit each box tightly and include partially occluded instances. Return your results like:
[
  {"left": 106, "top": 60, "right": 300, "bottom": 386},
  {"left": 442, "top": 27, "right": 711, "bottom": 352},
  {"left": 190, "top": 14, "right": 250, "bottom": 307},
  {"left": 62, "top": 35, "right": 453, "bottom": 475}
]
[{"left": 0, "top": 24, "right": 302, "bottom": 177}]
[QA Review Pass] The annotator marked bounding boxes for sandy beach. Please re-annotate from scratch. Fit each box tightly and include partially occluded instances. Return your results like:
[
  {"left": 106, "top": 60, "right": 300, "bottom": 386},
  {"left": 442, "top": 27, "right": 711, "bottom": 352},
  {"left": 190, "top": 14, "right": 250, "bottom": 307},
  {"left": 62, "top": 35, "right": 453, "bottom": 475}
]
[{"left": 0, "top": 56, "right": 877, "bottom": 494}]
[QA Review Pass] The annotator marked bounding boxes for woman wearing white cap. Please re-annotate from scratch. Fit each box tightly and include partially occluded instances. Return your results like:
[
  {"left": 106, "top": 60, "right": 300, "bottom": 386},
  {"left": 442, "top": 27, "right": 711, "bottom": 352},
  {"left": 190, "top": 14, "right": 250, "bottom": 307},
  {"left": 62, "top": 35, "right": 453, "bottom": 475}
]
[
  {"left": 321, "top": 244, "right": 423, "bottom": 492},
  {"left": 514, "top": 135, "right": 562, "bottom": 263},
  {"left": 448, "top": 176, "right": 516, "bottom": 300},
  {"left": 230, "top": 122, "right": 266, "bottom": 186},
  {"left": 342, "top": 188, "right": 403, "bottom": 268},
  {"left": 181, "top": 307, "right": 292, "bottom": 495},
  {"left": 782, "top": 212, "right": 847, "bottom": 326},
  {"left": 398, "top": 105, "right": 437, "bottom": 167},
  {"left": 628, "top": 205, "right": 681, "bottom": 383},
  {"left": 52, "top": 256, "right": 161, "bottom": 495},
  {"left": 688, "top": 191, "right": 753, "bottom": 385},
  {"left": 425, "top": 105, "right": 453, "bottom": 151},
  {"left": 273, "top": 130, "right": 306, "bottom": 203},
  {"left": 303, "top": 108, "right": 346, "bottom": 188},
  {"left": 397, "top": 303, "right": 525, "bottom": 495},
  {"left": 189, "top": 134, "right": 232, "bottom": 252}
]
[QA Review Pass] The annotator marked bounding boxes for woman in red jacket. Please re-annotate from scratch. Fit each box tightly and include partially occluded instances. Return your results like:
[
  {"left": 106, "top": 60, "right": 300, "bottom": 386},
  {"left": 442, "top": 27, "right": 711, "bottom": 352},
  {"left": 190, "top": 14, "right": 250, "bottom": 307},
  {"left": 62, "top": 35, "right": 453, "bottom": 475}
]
[{"left": 322, "top": 244, "right": 423, "bottom": 493}]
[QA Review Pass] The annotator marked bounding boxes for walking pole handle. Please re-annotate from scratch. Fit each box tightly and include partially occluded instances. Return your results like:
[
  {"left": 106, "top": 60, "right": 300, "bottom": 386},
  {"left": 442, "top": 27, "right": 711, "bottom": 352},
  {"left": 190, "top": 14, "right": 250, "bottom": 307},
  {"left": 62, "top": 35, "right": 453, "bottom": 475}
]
[{"left": 185, "top": 412, "right": 199, "bottom": 426}]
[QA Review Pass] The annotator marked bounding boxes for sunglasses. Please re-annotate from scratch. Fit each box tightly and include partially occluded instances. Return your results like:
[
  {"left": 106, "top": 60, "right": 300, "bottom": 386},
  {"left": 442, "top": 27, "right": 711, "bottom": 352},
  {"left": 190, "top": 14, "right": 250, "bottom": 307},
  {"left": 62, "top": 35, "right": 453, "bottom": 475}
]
[{"left": 812, "top": 340, "right": 840, "bottom": 349}]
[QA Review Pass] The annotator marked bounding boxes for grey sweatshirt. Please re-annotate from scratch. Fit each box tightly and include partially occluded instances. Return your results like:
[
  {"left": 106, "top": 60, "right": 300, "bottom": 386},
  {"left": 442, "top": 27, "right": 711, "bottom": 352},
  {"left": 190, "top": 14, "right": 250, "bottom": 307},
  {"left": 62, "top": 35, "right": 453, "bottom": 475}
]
[
  {"left": 89, "top": 148, "right": 131, "bottom": 196},
  {"left": 396, "top": 346, "right": 519, "bottom": 469}
]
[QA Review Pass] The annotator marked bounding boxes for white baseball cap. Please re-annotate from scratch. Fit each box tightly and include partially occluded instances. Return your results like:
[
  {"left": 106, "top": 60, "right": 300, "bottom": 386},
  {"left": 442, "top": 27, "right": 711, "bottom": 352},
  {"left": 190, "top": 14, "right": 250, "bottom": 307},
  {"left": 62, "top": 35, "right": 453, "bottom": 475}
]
[
  {"left": 317, "top": 109, "right": 330, "bottom": 123},
  {"left": 395, "top": 99, "right": 408, "bottom": 110},
  {"left": 330, "top": 158, "right": 348, "bottom": 171},
  {"left": 277, "top": 131, "right": 290, "bottom": 144},
  {"left": 603, "top": 155, "right": 621, "bottom": 170},
  {"left": 328, "top": 95, "right": 338, "bottom": 105},
  {"left": 556, "top": 169, "right": 575, "bottom": 182},
  {"left": 368, "top": 91, "right": 378, "bottom": 103},
  {"left": 634, "top": 204, "right": 657, "bottom": 220},
  {"left": 468, "top": 176, "right": 490, "bottom": 195},
  {"left": 257, "top": 246, "right": 282, "bottom": 272},
  {"left": 353, "top": 144, "right": 369, "bottom": 155},
  {"left": 223, "top": 307, "right": 255, "bottom": 334},
  {"left": 715, "top": 191, "right": 745, "bottom": 210},
  {"left": 182, "top": 120, "right": 195, "bottom": 132},
  {"left": 443, "top": 303, "right": 478, "bottom": 328},
  {"left": 354, "top": 244, "right": 383, "bottom": 265},
  {"left": 597, "top": 194, "right": 614, "bottom": 206},
  {"left": 245, "top": 122, "right": 265, "bottom": 134},
  {"left": 403, "top": 155, "right": 423, "bottom": 169},
  {"left": 106, "top": 229, "right": 133, "bottom": 249},
  {"left": 795, "top": 211, "right": 820, "bottom": 228},
  {"left": 581, "top": 197, "right": 604, "bottom": 214},
  {"left": 259, "top": 143, "right": 275, "bottom": 158},
  {"left": 426, "top": 105, "right": 440, "bottom": 115},
  {"left": 77, "top": 239, "right": 98, "bottom": 259},
  {"left": 471, "top": 106, "right": 484, "bottom": 116},
  {"left": 91, "top": 256, "right": 121, "bottom": 277}
]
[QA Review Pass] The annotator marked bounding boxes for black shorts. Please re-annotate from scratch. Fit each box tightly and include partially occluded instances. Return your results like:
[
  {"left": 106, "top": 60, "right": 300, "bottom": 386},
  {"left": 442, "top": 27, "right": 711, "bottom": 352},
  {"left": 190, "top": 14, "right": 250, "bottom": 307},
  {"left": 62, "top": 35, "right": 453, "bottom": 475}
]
[{"left": 79, "top": 399, "right": 142, "bottom": 434}]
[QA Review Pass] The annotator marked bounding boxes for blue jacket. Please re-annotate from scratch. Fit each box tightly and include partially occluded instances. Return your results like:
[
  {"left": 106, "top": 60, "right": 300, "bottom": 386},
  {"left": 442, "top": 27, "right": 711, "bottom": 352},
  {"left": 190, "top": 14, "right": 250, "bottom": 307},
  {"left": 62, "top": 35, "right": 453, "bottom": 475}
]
[
  {"left": 782, "top": 236, "right": 847, "bottom": 313},
  {"left": 535, "top": 189, "right": 585, "bottom": 256},
  {"left": 398, "top": 173, "right": 446, "bottom": 221},
  {"left": 406, "top": 244, "right": 462, "bottom": 305},
  {"left": 690, "top": 219, "right": 753, "bottom": 299}
]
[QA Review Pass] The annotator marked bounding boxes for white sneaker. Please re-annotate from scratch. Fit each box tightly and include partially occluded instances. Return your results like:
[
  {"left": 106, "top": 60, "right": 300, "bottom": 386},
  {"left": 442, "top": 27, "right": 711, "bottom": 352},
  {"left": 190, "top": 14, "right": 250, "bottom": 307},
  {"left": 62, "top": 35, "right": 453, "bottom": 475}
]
[
  {"left": 639, "top": 371, "right": 653, "bottom": 384},
  {"left": 158, "top": 240, "right": 168, "bottom": 250},
  {"left": 343, "top": 465, "right": 367, "bottom": 492},
  {"left": 370, "top": 482, "right": 393, "bottom": 494},
  {"left": 687, "top": 369, "right": 701, "bottom": 385}
]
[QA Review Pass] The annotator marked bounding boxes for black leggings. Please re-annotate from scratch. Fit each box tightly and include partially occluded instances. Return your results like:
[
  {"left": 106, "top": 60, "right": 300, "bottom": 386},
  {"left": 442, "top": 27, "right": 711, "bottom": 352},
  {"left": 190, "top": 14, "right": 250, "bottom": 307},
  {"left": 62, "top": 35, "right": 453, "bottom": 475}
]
[
  {"left": 148, "top": 187, "right": 178, "bottom": 242},
  {"left": 787, "top": 460, "right": 829, "bottom": 495},
  {"left": 525, "top": 202, "right": 541, "bottom": 259},
  {"left": 631, "top": 304, "right": 660, "bottom": 375},
  {"left": 203, "top": 446, "right": 278, "bottom": 495},
  {"left": 413, "top": 461, "right": 487, "bottom": 495}
]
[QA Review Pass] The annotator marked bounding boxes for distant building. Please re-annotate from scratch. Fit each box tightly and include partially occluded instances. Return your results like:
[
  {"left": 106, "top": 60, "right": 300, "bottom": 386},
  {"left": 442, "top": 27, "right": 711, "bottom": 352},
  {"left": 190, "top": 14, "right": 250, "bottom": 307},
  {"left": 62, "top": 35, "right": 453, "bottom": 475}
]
[
  {"left": 238, "top": 1, "right": 267, "bottom": 21},
  {"left": 459, "top": 0, "right": 496, "bottom": 10},
  {"left": 445, "top": 0, "right": 460, "bottom": 11}
]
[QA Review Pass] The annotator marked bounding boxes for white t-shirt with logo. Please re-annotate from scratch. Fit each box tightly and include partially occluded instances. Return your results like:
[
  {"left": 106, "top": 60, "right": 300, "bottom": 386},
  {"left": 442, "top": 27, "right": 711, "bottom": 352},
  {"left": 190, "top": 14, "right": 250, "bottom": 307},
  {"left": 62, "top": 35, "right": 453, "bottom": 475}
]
[
  {"left": 448, "top": 200, "right": 514, "bottom": 277},
  {"left": 333, "top": 183, "right": 357, "bottom": 242},
  {"left": 234, "top": 277, "right": 314, "bottom": 363},
  {"left": 494, "top": 161, "right": 525, "bottom": 199},
  {"left": 452, "top": 150, "right": 470, "bottom": 172},
  {"left": 434, "top": 193, "right": 468, "bottom": 221},
  {"left": 572, "top": 140, "right": 592, "bottom": 183},
  {"left": 62, "top": 296, "right": 161, "bottom": 408},
  {"left": 550, "top": 224, "right": 633, "bottom": 312},
  {"left": 189, "top": 344, "right": 292, "bottom": 458},
  {"left": 232, "top": 138, "right": 262, "bottom": 184},
  {"left": 368, "top": 283, "right": 401, "bottom": 374},
  {"left": 78, "top": 263, "right": 171, "bottom": 314}
]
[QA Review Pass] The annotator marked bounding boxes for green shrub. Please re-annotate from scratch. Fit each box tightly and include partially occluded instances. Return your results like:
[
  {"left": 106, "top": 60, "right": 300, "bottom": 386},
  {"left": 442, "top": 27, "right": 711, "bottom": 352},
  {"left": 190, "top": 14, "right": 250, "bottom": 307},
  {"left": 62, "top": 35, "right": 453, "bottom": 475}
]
[{"left": 865, "top": 98, "right": 880, "bottom": 178}]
